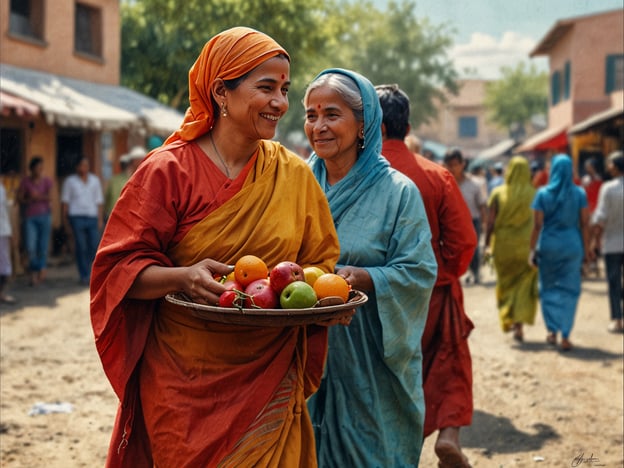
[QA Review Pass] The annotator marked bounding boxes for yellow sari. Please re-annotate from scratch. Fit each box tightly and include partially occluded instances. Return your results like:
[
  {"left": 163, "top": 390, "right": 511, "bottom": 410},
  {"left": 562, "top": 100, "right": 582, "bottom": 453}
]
[
  {"left": 92, "top": 140, "right": 339, "bottom": 467},
  {"left": 488, "top": 156, "right": 538, "bottom": 332}
]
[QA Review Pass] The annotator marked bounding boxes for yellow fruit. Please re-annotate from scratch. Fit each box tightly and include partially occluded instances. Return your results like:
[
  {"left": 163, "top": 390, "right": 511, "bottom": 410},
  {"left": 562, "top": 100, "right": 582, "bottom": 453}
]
[{"left": 303, "top": 266, "right": 325, "bottom": 286}]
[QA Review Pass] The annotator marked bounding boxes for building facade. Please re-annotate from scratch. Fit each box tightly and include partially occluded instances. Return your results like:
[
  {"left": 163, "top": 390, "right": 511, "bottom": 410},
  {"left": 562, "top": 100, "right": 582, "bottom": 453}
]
[
  {"left": 517, "top": 9, "right": 624, "bottom": 174},
  {"left": 0, "top": 0, "right": 182, "bottom": 269},
  {"left": 415, "top": 79, "right": 511, "bottom": 160}
]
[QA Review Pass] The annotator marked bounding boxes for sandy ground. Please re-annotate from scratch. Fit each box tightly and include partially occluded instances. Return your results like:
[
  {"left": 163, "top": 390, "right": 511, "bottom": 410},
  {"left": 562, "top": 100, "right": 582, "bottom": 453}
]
[{"left": 0, "top": 260, "right": 622, "bottom": 467}]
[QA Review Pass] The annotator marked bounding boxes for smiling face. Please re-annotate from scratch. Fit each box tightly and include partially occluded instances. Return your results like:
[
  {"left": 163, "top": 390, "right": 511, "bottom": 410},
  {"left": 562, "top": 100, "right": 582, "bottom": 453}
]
[
  {"left": 223, "top": 56, "right": 290, "bottom": 141},
  {"left": 304, "top": 87, "right": 363, "bottom": 169}
]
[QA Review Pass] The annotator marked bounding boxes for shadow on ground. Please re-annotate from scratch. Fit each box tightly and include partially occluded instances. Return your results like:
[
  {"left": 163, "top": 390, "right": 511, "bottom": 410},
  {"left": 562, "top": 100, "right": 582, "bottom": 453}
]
[
  {"left": 511, "top": 340, "right": 623, "bottom": 362},
  {"left": 0, "top": 260, "right": 87, "bottom": 317},
  {"left": 461, "top": 409, "right": 559, "bottom": 457}
]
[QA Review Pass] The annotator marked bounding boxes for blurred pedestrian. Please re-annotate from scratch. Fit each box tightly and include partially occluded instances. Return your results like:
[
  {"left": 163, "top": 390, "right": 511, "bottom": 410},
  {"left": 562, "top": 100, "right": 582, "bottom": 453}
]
[
  {"left": 0, "top": 182, "right": 16, "bottom": 304},
  {"left": 17, "top": 156, "right": 53, "bottom": 286},
  {"left": 484, "top": 156, "right": 538, "bottom": 342},
  {"left": 445, "top": 148, "right": 487, "bottom": 284},
  {"left": 61, "top": 157, "right": 103, "bottom": 284},
  {"left": 582, "top": 157, "right": 603, "bottom": 213},
  {"left": 405, "top": 133, "right": 421, "bottom": 154},
  {"left": 529, "top": 154, "right": 593, "bottom": 351},
  {"left": 591, "top": 150, "right": 624, "bottom": 333},
  {"left": 487, "top": 162, "right": 504, "bottom": 194},
  {"left": 581, "top": 158, "right": 603, "bottom": 277},
  {"left": 532, "top": 159, "right": 550, "bottom": 188},
  {"left": 103, "top": 146, "right": 146, "bottom": 221},
  {"left": 304, "top": 70, "right": 437, "bottom": 467},
  {"left": 376, "top": 83, "right": 476, "bottom": 468}
]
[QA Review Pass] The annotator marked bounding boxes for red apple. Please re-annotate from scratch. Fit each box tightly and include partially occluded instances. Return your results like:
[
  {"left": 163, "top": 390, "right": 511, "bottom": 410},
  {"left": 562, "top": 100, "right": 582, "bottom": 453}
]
[
  {"left": 244, "top": 278, "right": 279, "bottom": 309},
  {"left": 270, "top": 261, "right": 305, "bottom": 294},
  {"left": 218, "top": 290, "right": 239, "bottom": 308}
]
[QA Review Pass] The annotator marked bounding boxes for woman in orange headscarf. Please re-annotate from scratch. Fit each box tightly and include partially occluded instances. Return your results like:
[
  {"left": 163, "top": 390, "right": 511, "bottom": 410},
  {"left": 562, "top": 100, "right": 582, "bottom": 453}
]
[{"left": 90, "top": 27, "right": 341, "bottom": 467}]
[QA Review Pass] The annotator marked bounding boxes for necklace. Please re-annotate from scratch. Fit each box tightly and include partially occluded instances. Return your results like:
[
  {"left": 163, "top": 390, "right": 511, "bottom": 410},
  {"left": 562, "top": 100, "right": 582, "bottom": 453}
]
[{"left": 210, "top": 135, "right": 231, "bottom": 178}]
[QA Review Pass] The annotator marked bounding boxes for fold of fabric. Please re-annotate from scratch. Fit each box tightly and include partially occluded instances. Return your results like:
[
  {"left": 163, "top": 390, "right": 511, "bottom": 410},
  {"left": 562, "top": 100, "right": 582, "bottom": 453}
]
[
  {"left": 307, "top": 68, "right": 437, "bottom": 467},
  {"left": 488, "top": 156, "right": 538, "bottom": 331},
  {"left": 91, "top": 140, "right": 339, "bottom": 466}
]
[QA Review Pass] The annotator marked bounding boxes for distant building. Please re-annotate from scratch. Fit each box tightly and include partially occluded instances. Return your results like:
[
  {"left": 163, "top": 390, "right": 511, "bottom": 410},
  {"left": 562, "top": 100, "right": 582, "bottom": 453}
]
[
  {"left": 415, "top": 79, "right": 512, "bottom": 160},
  {"left": 0, "top": 0, "right": 183, "bottom": 241},
  {"left": 517, "top": 8, "right": 623, "bottom": 175}
]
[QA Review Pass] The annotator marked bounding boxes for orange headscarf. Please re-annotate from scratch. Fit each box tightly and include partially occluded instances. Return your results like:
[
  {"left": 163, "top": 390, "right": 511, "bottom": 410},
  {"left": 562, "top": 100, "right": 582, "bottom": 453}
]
[{"left": 165, "top": 27, "right": 289, "bottom": 144}]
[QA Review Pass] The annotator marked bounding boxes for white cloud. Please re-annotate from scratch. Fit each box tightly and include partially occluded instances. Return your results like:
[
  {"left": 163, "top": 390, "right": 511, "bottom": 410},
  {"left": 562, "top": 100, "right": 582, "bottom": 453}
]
[{"left": 450, "top": 31, "right": 548, "bottom": 80}]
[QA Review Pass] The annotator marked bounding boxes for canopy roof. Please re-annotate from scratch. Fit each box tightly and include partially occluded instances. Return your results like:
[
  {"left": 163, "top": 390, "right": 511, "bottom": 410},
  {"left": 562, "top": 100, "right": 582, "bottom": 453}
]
[
  {"left": 516, "top": 125, "right": 568, "bottom": 152},
  {"left": 0, "top": 64, "right": 183, "bottom": 136},
  {"left": 568, "top": 104, "right": 624, "bottom": 135}
]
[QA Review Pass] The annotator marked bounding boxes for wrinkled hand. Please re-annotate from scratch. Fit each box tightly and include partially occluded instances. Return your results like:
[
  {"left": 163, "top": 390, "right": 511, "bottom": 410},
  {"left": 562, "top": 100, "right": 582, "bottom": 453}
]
[
  {"left": 335, "top": 265, "right": 373, "bottom": 293},
  {"left": 182, "top": 259, "right": 234, "bottom": 305}
]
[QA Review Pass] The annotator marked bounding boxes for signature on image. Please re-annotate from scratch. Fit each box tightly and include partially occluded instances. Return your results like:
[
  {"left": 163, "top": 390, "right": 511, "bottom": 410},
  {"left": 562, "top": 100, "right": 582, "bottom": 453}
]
[{"left": 571, "top": 452, "right": 605, "bottom": 467}]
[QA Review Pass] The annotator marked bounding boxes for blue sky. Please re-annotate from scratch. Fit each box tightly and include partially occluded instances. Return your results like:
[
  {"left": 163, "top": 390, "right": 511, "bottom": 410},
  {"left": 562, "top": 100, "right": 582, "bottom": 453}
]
[{"left": 372, "top": 0, "right": 623, "bottom": 79}]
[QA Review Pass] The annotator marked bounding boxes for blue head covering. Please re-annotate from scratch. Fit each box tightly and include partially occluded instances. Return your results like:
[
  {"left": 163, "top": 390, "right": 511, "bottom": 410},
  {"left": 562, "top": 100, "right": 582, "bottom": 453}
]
[
  {"left": 307, "top": 68, "right": 389, "bottom": 223},
  {"left": 545, "top": 153, "right": 574, "bottom": 213}
]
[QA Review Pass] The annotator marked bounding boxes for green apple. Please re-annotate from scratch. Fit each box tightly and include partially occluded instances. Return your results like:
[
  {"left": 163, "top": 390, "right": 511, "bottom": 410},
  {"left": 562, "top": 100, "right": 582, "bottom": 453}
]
[
  {"left": 303, "top": 266, "right": 325, "bottom": 287},
  {"left": 280, "top": 281, "right": 318, "bottom": 309}
]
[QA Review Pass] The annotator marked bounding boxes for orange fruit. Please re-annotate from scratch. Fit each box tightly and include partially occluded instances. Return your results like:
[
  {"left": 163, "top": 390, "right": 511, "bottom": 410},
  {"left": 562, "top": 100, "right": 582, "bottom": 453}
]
[
  {"left": 234, "top": 255, "right": 269, "bottom": 287},
  {"left": 313, "top": 273, "right": 350, "bottom": 302}
]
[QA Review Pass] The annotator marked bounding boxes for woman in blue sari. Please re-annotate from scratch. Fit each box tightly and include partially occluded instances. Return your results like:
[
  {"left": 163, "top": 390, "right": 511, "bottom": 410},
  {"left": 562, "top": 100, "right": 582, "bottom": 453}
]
[
  {"left": 529, "top": 154, "right": 593, "bottom": 351},
  {"left": 303, "top": 68, "right": 437, "bottom": 466}
]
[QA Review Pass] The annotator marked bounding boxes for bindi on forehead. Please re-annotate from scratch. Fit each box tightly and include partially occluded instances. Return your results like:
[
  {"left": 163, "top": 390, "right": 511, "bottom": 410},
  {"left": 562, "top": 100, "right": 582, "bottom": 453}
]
[
  {"left": 281, "top": 74, "right": 285, "bottom": 79},
  {"left": 317, "top": 104, "right": 321, "bottom": 109}
]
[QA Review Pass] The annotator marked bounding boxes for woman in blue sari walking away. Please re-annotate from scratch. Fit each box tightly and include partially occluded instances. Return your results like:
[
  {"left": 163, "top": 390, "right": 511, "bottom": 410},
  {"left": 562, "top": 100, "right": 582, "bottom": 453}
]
[
  {"left": 529, "top": 154, "right": 594, "bottom": 351},
  {"left": 303, "top": 68, "right": 437, "bottom": 467}
]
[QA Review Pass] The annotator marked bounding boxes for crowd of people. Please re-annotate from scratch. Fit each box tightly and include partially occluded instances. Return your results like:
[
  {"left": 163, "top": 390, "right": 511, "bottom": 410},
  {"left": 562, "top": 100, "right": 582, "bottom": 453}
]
[{"left": 0, "top": 25, "right": 621, "bottom": 468}]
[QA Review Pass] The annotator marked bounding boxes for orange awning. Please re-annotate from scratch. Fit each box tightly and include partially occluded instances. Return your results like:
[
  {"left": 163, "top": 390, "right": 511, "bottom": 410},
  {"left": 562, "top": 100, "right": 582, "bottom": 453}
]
[
  {"left": 516, "top": 125, "right": 569, "bottom": 152},
  {"left": 0, "top": 91, "right": 40, "bottom": 117}
]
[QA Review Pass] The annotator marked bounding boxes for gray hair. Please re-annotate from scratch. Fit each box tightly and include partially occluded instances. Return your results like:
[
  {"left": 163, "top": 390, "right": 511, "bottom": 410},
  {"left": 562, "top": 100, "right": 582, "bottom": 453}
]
[{"left": 303, "top": 73, "right": 364, "bottom": 123}]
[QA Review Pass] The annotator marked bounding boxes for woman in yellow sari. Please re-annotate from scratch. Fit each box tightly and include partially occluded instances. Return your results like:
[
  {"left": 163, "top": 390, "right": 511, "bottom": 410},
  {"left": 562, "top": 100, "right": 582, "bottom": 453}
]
[
  {"left": 484, "top": 156, "right": 538, "bottom": 341},
  {"left": 90, "top": 27, "right": 340, "bottom": 467}
]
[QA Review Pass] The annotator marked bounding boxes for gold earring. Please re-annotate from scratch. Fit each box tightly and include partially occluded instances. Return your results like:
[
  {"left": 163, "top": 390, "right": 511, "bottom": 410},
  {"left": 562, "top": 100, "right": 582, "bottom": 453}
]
[{"left": 221, "top": 102, "right": 228, "bottom": 117}]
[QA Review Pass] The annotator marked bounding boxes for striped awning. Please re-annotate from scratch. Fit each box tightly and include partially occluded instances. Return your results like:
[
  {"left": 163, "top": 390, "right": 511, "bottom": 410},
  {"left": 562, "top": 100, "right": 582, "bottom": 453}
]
[
  {"left": 0, "top": 64, "right": 183, "bottom": 135},
  {"left": 0, "top": 91, "right": 40, "bottom": 117}
]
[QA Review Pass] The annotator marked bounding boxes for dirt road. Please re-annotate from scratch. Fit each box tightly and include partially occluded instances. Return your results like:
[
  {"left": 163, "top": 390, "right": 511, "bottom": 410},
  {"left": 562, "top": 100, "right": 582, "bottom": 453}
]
[{"left": 1, "top": 262, "right": 622, "bottom": 467}]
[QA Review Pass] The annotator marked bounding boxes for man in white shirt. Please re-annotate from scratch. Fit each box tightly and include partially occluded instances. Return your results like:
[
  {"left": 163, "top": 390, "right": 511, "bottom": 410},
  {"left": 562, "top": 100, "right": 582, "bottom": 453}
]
[
  {"left": 591, "top": 150, "right": 624, "bottom": 333},
  {"left": 444, "top": 148, "right": 487, "bottom": 284},
  {"left": 61, "top": 157, "right": 103, "bottom": 284}
]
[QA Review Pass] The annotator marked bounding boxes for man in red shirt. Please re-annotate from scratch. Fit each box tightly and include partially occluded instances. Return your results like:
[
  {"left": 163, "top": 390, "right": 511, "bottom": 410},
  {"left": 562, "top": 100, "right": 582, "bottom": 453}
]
[{"left": 376, "top": 84, "right": 477, "bottom": 468}]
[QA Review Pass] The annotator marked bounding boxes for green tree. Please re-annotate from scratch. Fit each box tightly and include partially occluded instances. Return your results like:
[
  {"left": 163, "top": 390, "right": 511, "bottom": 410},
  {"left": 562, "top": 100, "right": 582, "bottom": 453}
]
[
  {"left": 484, "top": 62, "right": 549, "bottom": 139},
  {"left": 318, "top": 0, "right": 459, "bottom": 128},
  {"left": 120, "top": 0, "right": 330, "bottom": 136},
  {"left": 120, "top": 0, "right": 458, "bottom": 143}
]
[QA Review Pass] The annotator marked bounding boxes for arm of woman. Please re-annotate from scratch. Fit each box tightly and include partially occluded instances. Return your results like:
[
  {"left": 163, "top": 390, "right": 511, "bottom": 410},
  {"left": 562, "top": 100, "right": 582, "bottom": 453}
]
[
  {"left": 484, "top": 197, "right": 498, "bottom": 249},
  {"left": 127, "top": 259, "right": 234, "bottom": 305},
  {"left": 335, "top": 265, "right": 373, "bottom": 292},
  {"left": 579, "top": 206, "right": 595, "bottom": 263},
  {"left": 528, "top": 209, "right": 543, "bottom": 267}
]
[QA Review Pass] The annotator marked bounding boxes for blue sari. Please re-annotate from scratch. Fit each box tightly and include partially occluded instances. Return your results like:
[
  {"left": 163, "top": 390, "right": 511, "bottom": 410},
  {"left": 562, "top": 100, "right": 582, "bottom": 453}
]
[
  {"left": 306, "top": 68, "right": 437, "bottom": 467},
  {"left": 532, "top": 154, "right": 587, "bottom": 339}
]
